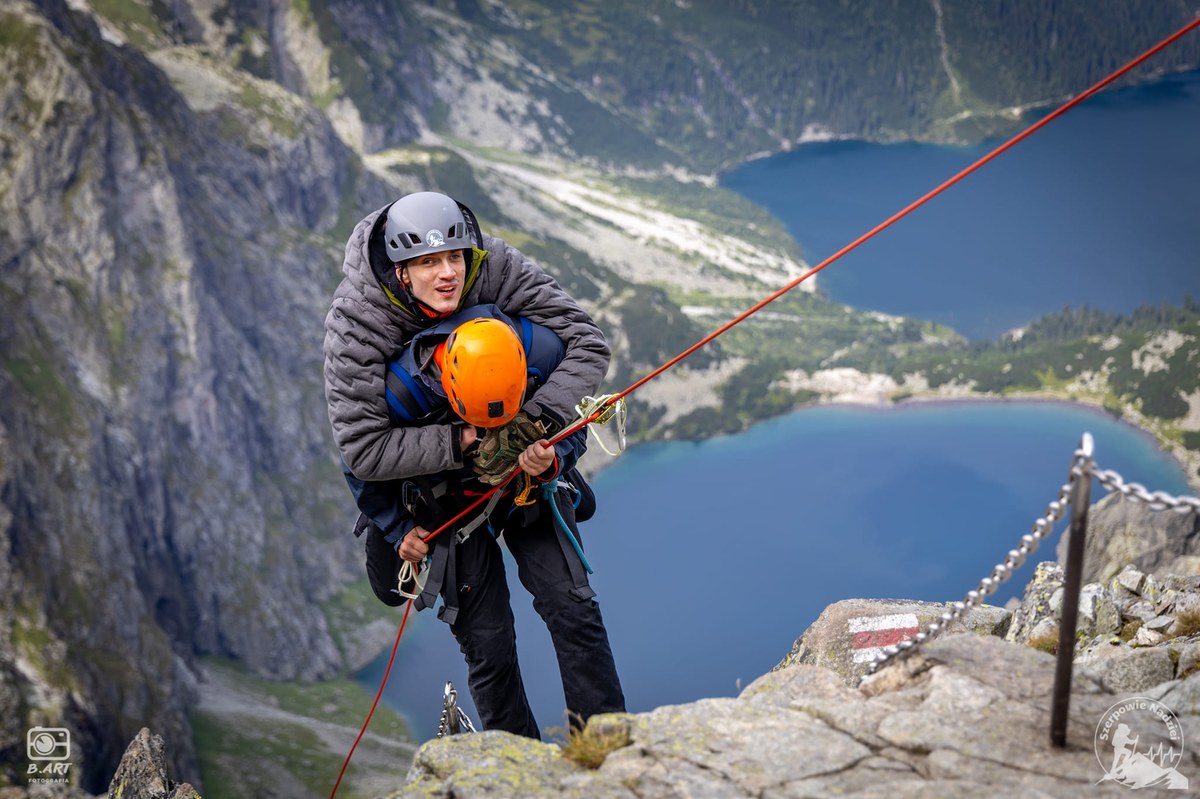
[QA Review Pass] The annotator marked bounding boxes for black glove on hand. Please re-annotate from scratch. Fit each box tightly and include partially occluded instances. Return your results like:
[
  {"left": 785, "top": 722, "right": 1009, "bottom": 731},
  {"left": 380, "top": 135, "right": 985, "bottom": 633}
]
[{"left": 471, "top": 412, "right": 547, "bottom": 485}]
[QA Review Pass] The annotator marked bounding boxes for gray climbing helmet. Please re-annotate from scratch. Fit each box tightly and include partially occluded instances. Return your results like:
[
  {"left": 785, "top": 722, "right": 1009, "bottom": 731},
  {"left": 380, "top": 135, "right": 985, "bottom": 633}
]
[{"left": 383, "top": 192, "right": 472, "bottom": 263}]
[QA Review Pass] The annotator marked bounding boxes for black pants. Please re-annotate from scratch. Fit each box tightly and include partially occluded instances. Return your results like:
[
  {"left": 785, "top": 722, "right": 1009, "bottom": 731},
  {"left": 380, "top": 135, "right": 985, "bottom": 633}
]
[{"left": 365, "top": 489, "right": 625, "bottom": 738}]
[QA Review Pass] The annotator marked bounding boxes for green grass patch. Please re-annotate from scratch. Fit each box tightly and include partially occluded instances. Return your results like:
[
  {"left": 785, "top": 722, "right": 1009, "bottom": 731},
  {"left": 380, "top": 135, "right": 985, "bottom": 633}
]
[
  {"left": 1171, "top": 608, "right": 1200, "bottom": 639},
  {"left": 1027, "top": 628, "right": 1059, "bottom": 655},
  {"left": 553, "top": 716, "right": 632, "bottom": 769},
  {"left": 192, "top": 711, "right": 356, "bottom": 799},
  {"left": 202, "top": 658, "right": 411, "bottom": 740},
  {"left": 192, "top": 658, "right": 414, "bottom": 799},
  {"left": 89, "top": 0, "right": 165, "bottom": 50},
  {"left": 1, "top": 343, "right": 81, "bottom": 434},
  {"left": 235, "top": 82, "right": 301, "bottom": 139}
]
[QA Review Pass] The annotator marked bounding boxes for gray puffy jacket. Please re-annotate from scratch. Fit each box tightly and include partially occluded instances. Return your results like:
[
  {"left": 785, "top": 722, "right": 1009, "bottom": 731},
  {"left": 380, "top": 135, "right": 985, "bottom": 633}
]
[{"left": 324, "top": 203, "right": 611, "bottom": 481}]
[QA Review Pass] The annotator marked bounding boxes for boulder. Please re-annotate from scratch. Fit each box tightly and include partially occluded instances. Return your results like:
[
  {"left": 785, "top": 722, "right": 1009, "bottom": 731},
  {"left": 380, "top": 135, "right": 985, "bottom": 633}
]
[
  {"left": 1005, "top": 561, "right": 1064, "bottom": 644},
  {"left": 775, "top": 598, "right": 1010, "bottom": 685},
  {"left": 106, "top": 729, "right": 198, "bottom": 799},
  {"left": 1057, "top": 493, "right": 1200, "bottom": 585}
]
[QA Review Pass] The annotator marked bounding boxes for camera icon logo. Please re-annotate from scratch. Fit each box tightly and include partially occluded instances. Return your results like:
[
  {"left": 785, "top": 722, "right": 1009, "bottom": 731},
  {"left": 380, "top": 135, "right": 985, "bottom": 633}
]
[{"left": 26, "top": 727, "right": 71, "bottom": 761}]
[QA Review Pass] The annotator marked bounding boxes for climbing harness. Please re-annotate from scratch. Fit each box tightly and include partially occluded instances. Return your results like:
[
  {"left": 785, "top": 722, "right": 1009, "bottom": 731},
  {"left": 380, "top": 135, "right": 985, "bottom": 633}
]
[
  {"left": 330, "top": 17, "right": 1200, "bottom": 797},
  {"left": 437, "top": 681, "right": 478, "bottom": 737}
]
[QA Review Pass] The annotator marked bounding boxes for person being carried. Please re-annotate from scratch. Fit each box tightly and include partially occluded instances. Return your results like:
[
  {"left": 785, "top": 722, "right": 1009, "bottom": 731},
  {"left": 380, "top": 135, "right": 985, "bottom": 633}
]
[
  {"left": 344, "top": 304, "right": 623, "bottom": 739},
  {"left": 324, "top": 191, "right": 610, "bottom": 486}
]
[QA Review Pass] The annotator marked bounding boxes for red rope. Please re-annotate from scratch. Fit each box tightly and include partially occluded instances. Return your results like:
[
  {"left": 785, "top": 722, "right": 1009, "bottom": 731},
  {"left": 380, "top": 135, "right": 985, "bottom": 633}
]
[
  {"left": 329, "top": 599, "right": 413, "bottom": 799},
  {"left": 330, "top": 15, "right": 1200, "bottom": 795},
  {"left": 413, "top": 14, "right": 1200, "bottom": 549},
  {"left": 594, "top": 13, "right": 1200, "bottom": 426}
]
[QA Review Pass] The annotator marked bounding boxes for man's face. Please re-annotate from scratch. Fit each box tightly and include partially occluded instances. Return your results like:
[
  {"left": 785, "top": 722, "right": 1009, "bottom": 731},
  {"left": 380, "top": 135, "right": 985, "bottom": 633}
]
[{"left": 398, "top": 249, "right": 466, "bottom": 314}]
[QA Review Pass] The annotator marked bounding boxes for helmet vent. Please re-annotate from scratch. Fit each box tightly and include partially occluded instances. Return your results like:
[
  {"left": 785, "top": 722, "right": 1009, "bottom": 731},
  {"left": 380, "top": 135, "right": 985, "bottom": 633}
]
[{"left": 388, "top": 233, "right": 422, "bottom": 251}]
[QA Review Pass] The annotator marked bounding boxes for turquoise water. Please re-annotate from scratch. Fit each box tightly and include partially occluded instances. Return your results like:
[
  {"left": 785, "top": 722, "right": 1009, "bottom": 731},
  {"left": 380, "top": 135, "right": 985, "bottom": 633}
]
[
  {"left": 360, "top": 400, "right": 1194, "bottom": 740},
  {"left": 722, "top": 70, "right": 1200, "bottom": 339},
  {"left": 358, "top": 72, "right": 1200, "bottom": 741}
]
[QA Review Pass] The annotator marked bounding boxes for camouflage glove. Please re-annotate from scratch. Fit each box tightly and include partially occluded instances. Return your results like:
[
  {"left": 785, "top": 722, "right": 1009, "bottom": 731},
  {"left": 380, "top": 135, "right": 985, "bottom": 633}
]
[{"left": 471, "top": 412, "right": 548, "bottom": 486}]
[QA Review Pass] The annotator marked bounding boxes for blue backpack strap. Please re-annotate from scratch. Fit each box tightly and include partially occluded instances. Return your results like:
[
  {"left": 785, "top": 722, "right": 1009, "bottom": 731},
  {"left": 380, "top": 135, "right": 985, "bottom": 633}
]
[
  {"left": 519, "top": 316, "right": 534, "bottom": 354},
  {"left": 385, "top": 359, "right": 435, "bottom": 424}
]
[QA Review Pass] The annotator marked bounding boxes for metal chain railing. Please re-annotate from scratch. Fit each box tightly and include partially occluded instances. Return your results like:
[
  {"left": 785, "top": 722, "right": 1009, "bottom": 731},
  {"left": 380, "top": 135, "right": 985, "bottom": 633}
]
[
  {"left": 861, "top": 436, "right": 1086, "bottom": 676},
  {"left": 862, "top": 432, "right": 1200, "bottom": 680},
  {"left": 1092, "top": 466, "right": 1200, "bottom": 513}
]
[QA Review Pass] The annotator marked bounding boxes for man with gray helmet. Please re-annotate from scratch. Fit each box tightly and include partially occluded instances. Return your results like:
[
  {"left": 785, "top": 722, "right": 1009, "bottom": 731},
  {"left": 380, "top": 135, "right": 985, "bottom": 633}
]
[
  {"left": 324, "top": 191, "right": 624, "bottom": 736},
  {"left": 325, "top": 192, "right": 610, "bottom": 482}
]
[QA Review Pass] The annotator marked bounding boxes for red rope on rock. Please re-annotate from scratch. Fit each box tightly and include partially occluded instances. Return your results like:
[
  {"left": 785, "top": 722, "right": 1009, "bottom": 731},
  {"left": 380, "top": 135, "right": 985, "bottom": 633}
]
[{"left": 329, "top": 599, "right": 413, "bottom": 799}]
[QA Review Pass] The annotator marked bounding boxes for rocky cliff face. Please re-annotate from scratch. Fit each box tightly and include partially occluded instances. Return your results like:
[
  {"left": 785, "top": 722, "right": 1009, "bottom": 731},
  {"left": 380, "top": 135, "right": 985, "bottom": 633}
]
[
  {"left": 392, "top": 631, "right": 1198, "bottom": 799},
  {"left": 1057, "top": 492, "right": 1200, "bottom": 585},
  {"left": 387, "top": 498, "right": 1200, "bottom": 798},
  {"left": 0, "top": 0, "right": 392, "bottom": 788}
]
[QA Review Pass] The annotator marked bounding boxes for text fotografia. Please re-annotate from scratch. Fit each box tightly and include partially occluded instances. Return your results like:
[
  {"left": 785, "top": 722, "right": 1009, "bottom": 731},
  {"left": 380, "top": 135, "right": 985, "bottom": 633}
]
[{"left": 26, "top": 727, "right": 73, "bottom": 783}]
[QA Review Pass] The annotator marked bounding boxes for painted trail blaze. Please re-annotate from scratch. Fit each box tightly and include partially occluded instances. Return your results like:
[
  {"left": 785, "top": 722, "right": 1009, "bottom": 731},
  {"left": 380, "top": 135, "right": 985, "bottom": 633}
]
[{"left": 848, "top": 614, "right": 920, "bottom": 664}]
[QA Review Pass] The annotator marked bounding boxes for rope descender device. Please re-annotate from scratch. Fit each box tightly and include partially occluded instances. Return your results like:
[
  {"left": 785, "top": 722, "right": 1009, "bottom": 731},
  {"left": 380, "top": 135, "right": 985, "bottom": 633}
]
[{"left": 576, "top": 394, "right": 627, "bottom": 456}]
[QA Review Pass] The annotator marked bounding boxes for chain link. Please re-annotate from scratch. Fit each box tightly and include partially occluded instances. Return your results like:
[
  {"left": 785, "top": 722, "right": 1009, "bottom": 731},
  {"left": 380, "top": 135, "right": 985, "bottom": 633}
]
[
  {"left": 862, "top": 434, "right": 1199, "bottom": 679},
  {"left": 1091, "top": 467, "right": 1200, "bottom": 513}
]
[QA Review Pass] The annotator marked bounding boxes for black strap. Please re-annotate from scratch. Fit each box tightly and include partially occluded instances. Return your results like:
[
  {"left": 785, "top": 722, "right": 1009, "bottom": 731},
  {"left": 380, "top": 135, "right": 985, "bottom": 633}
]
[
  {"left": 414, "top": 533, "right": 459, "bottom": 624},
  {"left": 408, "top": 477, "right": 471, "bottom": 625}
]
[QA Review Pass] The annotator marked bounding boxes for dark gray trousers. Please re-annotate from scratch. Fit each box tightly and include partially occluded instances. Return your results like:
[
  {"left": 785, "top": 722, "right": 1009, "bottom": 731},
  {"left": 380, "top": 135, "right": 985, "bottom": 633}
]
[{"left": 446, "top": 490, "right": 625, "bottom": 738}]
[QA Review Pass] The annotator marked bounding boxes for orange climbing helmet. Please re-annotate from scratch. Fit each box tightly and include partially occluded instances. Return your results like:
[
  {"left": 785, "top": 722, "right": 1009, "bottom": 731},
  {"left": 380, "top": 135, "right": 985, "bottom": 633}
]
[{"left": 440, "top": 318, "right": 527, "bottom": 427}]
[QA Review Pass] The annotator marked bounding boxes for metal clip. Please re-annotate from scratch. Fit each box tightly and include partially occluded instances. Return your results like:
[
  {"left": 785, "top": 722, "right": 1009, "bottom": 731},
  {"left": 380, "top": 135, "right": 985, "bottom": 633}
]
[{"left": 436, "top": 681, "right": 477, "bottom": 737}]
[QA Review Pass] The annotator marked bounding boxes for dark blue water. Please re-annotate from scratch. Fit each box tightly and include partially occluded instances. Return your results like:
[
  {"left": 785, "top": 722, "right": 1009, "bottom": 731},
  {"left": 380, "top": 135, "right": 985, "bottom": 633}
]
[
  {"left": 360, "top": 401, "right": 1193, "bottom": 740},
  {"left": 357, "top": 73, "right": 1200, "bottom": 741},
  {"left": 722, "top": 71, "right": 1200, "bottom": 339}
]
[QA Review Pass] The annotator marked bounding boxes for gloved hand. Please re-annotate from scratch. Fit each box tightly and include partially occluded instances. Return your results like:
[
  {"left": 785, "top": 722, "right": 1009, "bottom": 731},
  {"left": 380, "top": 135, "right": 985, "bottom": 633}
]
[{"left": 471, "top": 412, "right": 547, "bottom": 485}]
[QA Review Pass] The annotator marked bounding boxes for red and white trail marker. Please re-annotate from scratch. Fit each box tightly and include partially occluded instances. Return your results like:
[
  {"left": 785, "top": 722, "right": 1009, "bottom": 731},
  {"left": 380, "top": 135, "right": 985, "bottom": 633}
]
[{"left": 848, "top": 613, "right": 920, "bottom": 664}]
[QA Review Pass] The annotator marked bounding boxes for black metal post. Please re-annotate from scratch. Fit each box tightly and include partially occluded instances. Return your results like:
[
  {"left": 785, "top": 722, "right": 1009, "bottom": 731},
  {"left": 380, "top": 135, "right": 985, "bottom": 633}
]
[{"left": 1050, "top": 441, "right": 1092, "bottom": 748}]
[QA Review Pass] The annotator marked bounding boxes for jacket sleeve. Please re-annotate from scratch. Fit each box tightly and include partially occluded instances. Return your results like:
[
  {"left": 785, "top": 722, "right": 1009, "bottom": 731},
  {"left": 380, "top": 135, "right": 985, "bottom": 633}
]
[
  {"left": 485, "top": 238, "right": 611, "bottom": 428},
  {"left": 324, "top": 293, "right": 464, "bottom": 480}
]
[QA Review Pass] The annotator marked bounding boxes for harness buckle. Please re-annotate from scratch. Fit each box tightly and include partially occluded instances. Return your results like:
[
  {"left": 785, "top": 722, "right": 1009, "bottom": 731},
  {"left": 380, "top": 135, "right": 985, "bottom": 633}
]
[{"left": 401, "top": 481, "right": 421, "bottom": 514}]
